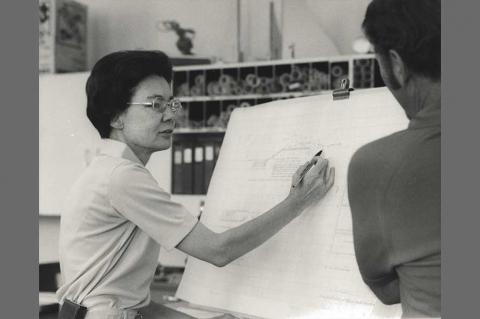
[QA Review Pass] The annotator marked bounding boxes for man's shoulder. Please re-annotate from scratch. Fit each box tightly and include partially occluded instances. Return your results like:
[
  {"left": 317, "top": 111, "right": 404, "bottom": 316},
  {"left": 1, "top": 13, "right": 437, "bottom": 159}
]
[
  {"left": 350, "top": 130, "right": 411, "bottom": 171},
  {"left": 347, "top": 130, "right": 416, "bottom": 219},
  {"left": 351, "top": 125, "right": 439, "bottom": 176}
]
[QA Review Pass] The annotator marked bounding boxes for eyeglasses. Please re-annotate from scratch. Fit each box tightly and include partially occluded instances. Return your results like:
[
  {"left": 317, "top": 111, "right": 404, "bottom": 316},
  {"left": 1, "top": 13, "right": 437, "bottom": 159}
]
[{"left": 127, "top": 96, "right": 182, "bottom": 115}]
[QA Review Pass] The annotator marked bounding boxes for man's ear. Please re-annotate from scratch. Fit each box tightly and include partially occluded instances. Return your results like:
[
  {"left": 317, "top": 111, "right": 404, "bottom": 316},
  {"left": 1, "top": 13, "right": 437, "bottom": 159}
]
[
  {"left": 389, "top": 49, "right": 409, "bottom": 86},
  {"left": 110, "top": 114, "right": 124, "bottom": 130}
]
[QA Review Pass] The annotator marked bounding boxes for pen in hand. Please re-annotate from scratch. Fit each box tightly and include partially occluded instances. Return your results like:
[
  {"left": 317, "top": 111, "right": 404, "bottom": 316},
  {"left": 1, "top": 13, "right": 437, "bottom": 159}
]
[{"left": 292, "top": 150, "right": 323, "bottom": 188}]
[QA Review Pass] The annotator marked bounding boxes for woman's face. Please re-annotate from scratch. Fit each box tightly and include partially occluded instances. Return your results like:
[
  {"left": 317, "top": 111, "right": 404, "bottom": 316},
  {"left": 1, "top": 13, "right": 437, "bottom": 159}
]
[{"left": 116, "top": 75, "right": 176, "bottom": 158}]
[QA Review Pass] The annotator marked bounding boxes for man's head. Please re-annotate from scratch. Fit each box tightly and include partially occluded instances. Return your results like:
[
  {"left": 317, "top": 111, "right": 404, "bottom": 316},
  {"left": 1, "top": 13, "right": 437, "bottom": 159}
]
[
  {"left": 362, "top": 0, "right": 440, "bottom": 115},
  {"left": 86, "top": 50, "right": 173, "bottom": 139}
]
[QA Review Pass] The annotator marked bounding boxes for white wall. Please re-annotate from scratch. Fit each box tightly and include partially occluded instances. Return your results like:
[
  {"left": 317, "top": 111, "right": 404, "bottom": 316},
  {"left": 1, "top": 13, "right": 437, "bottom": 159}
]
[
  {"left": 39, "top": 217, "right": 61, "bottom": 264},
  {"left": 39, "top": 72, "right": 96, "bottom": 216},
  {"left": 75, "top": 0, "right": 239, "bottom": 68},
  {"left": 235, "top": 0, "right": 371, "bottom": 61},
  {"left": 70, "top": 0, "right": 370, "bottom": 67},
  {"left": 281, "top": 0, "right": 340, "bottom": 59},
  {"left": 238, "top": 0, "right": 283, "bottom": 61},
  {"left": 304, "top": 0, "right": 372, "bottom": 54},
  {"left": 280, "top": 0, "right": 373, "bottom": 59}
]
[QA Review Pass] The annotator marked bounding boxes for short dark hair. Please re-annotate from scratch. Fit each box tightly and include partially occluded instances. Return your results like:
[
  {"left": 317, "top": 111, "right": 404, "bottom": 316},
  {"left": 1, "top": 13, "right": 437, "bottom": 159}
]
[
  {"left": 362, "top": 0, "right": 440, "bottom": 80},
  {"left": 86, "top": 50, "right": 173, "bottom": 138}
]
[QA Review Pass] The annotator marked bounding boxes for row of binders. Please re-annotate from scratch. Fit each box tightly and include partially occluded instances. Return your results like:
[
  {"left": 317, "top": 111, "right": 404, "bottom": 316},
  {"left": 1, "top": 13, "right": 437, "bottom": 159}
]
[{"left": 171, "top": 133, "right": 224, "bottom": 194}]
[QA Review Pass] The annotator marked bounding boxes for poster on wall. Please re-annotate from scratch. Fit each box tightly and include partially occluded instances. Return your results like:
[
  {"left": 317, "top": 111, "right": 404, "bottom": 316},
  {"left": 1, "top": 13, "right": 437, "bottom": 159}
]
[{"left": 39, "top": 0, "right": 87, "bottom": 73}]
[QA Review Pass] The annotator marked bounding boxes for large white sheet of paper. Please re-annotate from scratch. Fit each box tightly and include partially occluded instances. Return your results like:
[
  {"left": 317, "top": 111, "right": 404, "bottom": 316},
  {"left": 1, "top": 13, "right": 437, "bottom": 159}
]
[{"left": 176, "top": 87, "right": 409, "bottom": 319}]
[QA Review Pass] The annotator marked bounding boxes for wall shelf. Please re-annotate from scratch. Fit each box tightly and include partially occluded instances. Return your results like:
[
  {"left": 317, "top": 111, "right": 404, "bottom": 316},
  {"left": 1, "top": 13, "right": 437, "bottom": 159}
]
[{"left": 178, "top": 92, "right": 318, "bottom": 103}]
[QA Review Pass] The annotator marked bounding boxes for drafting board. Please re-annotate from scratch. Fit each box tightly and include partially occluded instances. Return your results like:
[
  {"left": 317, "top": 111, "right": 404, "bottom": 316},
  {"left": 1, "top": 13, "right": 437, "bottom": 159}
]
[{"left": 176, "top": 87, "right": 409, "bottom": 319}]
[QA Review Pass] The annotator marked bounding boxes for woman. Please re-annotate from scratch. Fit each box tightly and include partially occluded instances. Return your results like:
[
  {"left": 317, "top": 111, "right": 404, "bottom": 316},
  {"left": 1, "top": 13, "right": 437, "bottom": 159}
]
[{"left": 56, "top": 50, "right": 335, "bottom": 319}]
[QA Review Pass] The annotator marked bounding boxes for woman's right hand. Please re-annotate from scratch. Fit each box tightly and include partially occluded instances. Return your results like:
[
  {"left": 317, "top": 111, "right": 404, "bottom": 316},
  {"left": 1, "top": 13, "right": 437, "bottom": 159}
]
[{"left": 288, "top": 156, "right": 335, "bottom": 210}]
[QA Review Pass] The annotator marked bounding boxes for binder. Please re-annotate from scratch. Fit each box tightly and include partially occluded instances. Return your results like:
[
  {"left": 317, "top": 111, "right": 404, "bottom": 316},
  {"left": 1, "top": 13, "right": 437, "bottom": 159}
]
[
  {"left": 172, "top": 144, "right": 184, "bottom": 194},
  {"left": 204, "top": 144, "right": 215, "bottom": 193},
  {"left": 193, "top": 145, "right": 204, "bottom": 194},
  {"left": 182, "top": 144, "right": 194, "bottom": 194}
]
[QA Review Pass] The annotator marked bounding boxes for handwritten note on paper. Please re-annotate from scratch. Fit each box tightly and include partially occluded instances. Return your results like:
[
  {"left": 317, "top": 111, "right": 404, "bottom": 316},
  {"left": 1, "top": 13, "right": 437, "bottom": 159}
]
[{"left": 176, "top": 88, "right": 408, "bottom": 319}]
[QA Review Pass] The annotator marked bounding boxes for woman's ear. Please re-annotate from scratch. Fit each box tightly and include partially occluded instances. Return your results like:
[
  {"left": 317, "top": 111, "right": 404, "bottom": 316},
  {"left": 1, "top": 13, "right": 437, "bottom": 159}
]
[{"left": 110, "top": 114, "right": 124, "bottom": 130}]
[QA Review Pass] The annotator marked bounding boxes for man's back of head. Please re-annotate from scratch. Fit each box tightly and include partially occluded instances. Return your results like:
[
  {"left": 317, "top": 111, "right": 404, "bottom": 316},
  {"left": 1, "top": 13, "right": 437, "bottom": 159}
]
[{"left": 362, "top": 0, "right": 440, "bottom": 81}]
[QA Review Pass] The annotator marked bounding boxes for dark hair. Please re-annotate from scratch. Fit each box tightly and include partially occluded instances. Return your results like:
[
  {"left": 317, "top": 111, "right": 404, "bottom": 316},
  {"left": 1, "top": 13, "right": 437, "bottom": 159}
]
[
  {"left": 362, "top": 0, "right": 440, "bottom": 80},
  {"left": 86, "top": 50, "right": 173, "bottom": 138}
]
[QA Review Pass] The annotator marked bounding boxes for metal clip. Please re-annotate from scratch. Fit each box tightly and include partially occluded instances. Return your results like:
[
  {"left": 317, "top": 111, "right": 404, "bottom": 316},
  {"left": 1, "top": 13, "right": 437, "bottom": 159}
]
[{"left": 332, "top": 78, "right": 354, "bottom": 100}]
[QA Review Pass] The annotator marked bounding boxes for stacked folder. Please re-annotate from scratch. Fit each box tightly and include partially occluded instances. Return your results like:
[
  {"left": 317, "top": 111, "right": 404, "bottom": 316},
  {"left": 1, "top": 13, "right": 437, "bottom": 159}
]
[{"left": 172, "top": 133, "right": 224, "bottom": 195}]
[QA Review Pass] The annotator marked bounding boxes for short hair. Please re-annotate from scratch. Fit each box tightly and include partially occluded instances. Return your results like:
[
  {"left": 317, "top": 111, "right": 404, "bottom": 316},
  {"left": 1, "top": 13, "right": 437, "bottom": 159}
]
[
  {"left": 362, "top": 0, "right": 440, "bottom": 80},
  {"left": 86, "top": 50, "right": 173, "bottom": 138}
]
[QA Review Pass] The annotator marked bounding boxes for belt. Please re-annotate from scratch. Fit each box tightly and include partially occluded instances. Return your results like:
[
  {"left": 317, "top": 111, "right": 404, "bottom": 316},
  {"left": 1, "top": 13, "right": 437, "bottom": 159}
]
[
  {"left": 84, "top": 308, "right": 143, "bottom": 319},
  {"left": 59, "top": 299, "right": 143, "bottom": 319}
]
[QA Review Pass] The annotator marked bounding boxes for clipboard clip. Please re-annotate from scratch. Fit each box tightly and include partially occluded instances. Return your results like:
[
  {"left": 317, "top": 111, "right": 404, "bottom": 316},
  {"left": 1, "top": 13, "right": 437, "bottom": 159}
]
[{"left": 332, "top": 78, "right": 354, "bottom": 100}]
